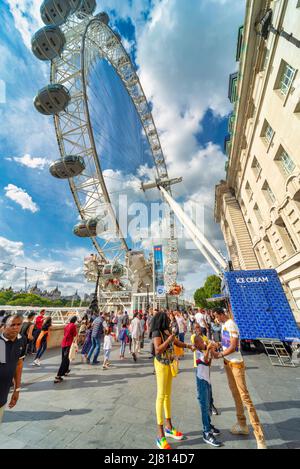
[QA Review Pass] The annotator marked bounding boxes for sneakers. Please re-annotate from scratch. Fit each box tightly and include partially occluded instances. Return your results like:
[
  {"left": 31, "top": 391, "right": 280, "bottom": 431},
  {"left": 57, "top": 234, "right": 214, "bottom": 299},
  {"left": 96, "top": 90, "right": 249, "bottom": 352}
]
[
  {"left": 257, "top": 440, "right": 267, "bottom": 450},
  {"left": 203, "top": 432, "right": 222, "bottom": 447},
  {"left": 156, "top": 437, "right": 171, "bottom": 450},
  {"left": 32, "top": 359, "right": 41, "bottom": 367},
  {"left": 210, "top": 425, "right": 221, "bottom": 436},
  {"left": 164, "top": 427, "right": 184, "bottom": 441},
  {"left": 230, "top": 423, "right": 249, "bottom": 436},
  {"left": 211, "top": 405, "right": 220, "bottom": 416}
]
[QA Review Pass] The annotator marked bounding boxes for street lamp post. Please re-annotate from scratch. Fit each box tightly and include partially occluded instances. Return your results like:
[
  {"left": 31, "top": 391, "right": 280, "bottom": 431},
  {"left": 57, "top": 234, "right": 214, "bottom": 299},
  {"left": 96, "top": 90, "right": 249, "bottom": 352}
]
[{"left": 146, "top": 284, "right": 150, "bottom": 314}]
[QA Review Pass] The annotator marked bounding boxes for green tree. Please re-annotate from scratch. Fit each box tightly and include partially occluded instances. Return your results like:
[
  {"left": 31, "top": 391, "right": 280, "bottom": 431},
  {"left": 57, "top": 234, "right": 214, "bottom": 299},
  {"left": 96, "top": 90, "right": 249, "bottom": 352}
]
[
  {"left": 194, "top": 275, "right": 222, "bottom": 308},
  {"left": 194, "top": 287, "right": 209, "bottom": 308},
  {"left": 204, "top": 275, "right": 221, "bottom": 298}
]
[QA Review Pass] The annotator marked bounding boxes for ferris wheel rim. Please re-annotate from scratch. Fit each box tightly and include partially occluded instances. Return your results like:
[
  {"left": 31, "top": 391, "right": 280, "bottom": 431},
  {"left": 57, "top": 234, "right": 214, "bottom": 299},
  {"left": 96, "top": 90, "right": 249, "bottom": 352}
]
[{"left": 51, "top": 14, "right": 178, "bottom": 288}]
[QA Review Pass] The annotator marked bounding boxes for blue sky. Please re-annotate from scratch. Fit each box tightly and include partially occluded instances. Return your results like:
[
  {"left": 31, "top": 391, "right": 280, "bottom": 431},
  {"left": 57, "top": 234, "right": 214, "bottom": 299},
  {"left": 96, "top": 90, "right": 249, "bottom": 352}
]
[{"left": 0, "top": 0, "right": 245, "bottom": 297}]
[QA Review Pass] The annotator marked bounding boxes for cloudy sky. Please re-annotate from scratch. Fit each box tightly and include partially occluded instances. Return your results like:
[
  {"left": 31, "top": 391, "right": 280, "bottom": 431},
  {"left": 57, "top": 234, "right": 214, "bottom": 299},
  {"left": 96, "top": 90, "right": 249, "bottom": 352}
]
[{"left": 0, "top": 0, "right": 245, "bottom": 299}]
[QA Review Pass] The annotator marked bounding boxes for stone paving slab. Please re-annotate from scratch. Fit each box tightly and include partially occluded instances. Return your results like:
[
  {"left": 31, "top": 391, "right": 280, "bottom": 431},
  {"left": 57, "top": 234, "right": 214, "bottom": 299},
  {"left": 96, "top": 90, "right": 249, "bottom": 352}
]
[{"left": 0, "top": 339, "right": 299, "bottom": 449}]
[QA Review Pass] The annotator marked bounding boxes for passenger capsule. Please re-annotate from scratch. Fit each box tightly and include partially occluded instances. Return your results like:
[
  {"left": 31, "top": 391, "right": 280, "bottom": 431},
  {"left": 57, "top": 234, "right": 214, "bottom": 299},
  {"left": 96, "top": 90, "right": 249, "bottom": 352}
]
[
  {"left": 34, "top": 84, "right": 70, "bottom": 115},
  {"left": 40, "top": 0, "right": 71, "bottom": 26},
  {"left": 31, "top": 26, "right": 65, "bottom": 61},
  {"left": 126, "top": 75, "right": 139, "bottom": 87},
  {"left": 76, "top": 0, "right": 96, "bottom": 18},
  {"left": 141, "top": 113, "right": 152, "bottom": 122},
  {"left": 102, "top": 264, "right": 125, "bottom": 278},
  {"left": 118, "top": 56, "right": 130, "bottom": 68},
  {"left": 73, "top": 217, "right": 105, "bottom": 238},
  {"left": 49, "top": 155, "right": 85, "bottom": 179},
  {"left": 96, "top": 12, "right": 109, "bottom": 25},
  {"left": 134, "top": 95, "right": 146, "bottom": 105}
]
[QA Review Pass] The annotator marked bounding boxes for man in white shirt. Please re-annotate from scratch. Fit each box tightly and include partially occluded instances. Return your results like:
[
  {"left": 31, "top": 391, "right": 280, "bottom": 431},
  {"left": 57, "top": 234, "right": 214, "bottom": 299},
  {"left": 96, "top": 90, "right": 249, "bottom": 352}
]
[
  {"left": 195, "top": 309, "right": 208, "bottom": 336},
  {"left": 213, "top": 307, "right": 266, "bottom": 450},
  {"left": 130, "top": 313, "right": 143, "bottom": 362}
]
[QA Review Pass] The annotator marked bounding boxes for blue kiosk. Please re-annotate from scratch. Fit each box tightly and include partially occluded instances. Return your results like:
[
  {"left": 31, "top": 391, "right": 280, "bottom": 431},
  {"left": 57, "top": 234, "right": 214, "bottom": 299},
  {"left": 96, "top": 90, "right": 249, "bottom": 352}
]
[{"left": 222, "top": 269, "right": 300, "bottom": 366}]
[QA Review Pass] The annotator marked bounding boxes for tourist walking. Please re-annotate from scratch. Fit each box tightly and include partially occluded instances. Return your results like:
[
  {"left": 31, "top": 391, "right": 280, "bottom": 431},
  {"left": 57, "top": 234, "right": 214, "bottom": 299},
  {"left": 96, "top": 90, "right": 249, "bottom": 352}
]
[
  {"left": 20, "top": 312, "right": 35, "bottom": 355},
  {"left": 140, "top": 314, "right": 146, "bottom": 349},
  {"left": 103, "top": 328, "right": 113, "bottom": 369},
  {"left": 81, "top": 320, "right": 93, "bottom": 363},
  {"left": 32, "top": 309, "right": 45, "bottom": 353},
  {"left": 78, "top": 314, "right": 88, "bottom": 347},
  {"left": 33, "top": 317, "right": 52, "bottom": 366},
  {"left": 176, "top": 312, "right": 186, "bottom": 344},
  {"left": 131, "top": 313, "right": 143, "bottom": 362},
  {"left": 169, "top": 312, "right": 183, "bottom": 361},
  {"left": 87, "top": 312, "right": 104, "bottom": 365},
  {"left": 119, "top": 324, "right": 129, "bottom": 359},
  {"left": 0, "top": 310, "right": 6, "bottom": 332},
  {"left": 116, "top": 312, "right": 123, "bottom": 342},
  {"left": 121, "top": 311, "right": 130, "bottom": 327},
  {"left": 151, "top": 312, "right": 194, "bottom": 449},
  {"left": 0, "top": 314, "right": 26, "bottom": 424},
  {"left": 211, "top": 315, "right": 222, "bottom": 343},
  {"left": 195, "top": 309, "right": 209, "bottom": 336},
  {"left": 212, "top": 307, "right": 267, "bottom": 449},
  {"left": 54, "top": 316, "right": 78, "bottom": 384},
  {"left": 193, "top": 335, "right": 222, "bottom": 447}
]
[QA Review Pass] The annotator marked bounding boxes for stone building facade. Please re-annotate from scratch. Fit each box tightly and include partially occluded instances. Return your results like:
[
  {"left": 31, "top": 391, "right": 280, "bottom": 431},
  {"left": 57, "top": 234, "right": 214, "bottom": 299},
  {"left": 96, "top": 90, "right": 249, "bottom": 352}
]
[{"left": 215, "top": 0, "right": 300, "bottom": 321}]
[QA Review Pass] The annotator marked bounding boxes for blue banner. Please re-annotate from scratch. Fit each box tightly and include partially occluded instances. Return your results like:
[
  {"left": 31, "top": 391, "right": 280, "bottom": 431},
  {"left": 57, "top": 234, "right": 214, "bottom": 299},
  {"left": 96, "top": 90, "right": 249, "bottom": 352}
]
[{"left": 153, "top": 245, "right": 165, "bottom": 295}]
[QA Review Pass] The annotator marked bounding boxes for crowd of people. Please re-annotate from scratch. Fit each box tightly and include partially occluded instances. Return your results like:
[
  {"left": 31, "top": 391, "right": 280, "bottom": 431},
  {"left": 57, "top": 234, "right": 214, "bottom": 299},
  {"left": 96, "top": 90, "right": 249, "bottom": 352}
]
[{"left": 0, "top": 306, "right": 267, "bottom": 450}]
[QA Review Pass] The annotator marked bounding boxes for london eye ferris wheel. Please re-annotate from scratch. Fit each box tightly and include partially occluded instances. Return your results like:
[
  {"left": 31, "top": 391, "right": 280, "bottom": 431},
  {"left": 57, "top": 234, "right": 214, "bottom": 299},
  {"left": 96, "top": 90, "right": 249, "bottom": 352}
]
[{"left": 31, "top": 0, "right": 179, "bottom": 294}]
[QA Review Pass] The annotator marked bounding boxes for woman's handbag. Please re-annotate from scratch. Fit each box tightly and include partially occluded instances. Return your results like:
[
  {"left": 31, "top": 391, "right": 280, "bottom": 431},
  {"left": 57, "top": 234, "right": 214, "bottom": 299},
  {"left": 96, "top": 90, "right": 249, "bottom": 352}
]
[
  {"left": 69, "top": 342, "right": 78, "bottom": 362},
  {"left": 170, "top": 358, "right": 179, "bottom": 378}
]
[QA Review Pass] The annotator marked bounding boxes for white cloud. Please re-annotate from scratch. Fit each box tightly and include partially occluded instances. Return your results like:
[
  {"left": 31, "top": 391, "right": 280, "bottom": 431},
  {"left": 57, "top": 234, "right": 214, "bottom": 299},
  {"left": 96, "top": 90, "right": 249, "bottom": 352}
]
[
  {"left": 0, "top": 237, "right": 94, "bottom": 295},
  {"left": 6, "top": 0, "right": 43, "bottom": 51},
  {"left": 4, "top": 184, "right": 39, "bottom": 213},
  {"left": 7, "top": 154, "right": 48, "bottom": 170}
]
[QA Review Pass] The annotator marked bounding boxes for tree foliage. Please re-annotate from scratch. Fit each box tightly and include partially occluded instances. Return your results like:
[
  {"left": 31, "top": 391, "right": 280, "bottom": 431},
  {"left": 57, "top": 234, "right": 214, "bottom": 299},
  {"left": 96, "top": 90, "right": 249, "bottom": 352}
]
[
  {"left": 0, "top": 291, "right": 88, "bottom": 308},
  {"left": 194, "top": 275, "right": 222, "bottom": 308}
]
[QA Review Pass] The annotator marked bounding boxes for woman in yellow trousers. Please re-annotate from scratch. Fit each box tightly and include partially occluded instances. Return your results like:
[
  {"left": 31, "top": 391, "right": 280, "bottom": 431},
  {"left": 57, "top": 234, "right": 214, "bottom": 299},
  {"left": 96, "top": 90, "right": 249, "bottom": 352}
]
[{"left": 152, "top": 312, "right": 194, "bottom": 450}]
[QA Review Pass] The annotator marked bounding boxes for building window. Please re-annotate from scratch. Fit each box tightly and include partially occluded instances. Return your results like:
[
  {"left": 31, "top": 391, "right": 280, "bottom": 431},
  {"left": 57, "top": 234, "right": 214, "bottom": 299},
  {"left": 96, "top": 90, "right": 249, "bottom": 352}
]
[
  {"left": 263, "top": 181, "right": 276, "bottom": 205},
  {"left": 276, "top": 218, "right": 297, "bottom": 256},
  {"left": 252, "top": 157, "right": 262, "bottom": 177},
  {"left": 247, "top": 219, "right": 254, "bottom": 238},
  {"left": 265, "top": 124, "right": 274, "bottom": 144},
  {"left": 275, "top": 61, "right": 296, "bottom": 96},
  {"left": 254, "top": 203, "right": 263, "bottom": 225},
  {"left": 245, "top": 182, "right": 253, "bottom": 202},
  {"left": 261, "top": 119, "right": 274, "bottom": 146},
  {"left": 276, "top": 147, "right": 296, "bottom": 176},
  {"left": 282, "top": 223, "right": 297, "bottom": 253}
]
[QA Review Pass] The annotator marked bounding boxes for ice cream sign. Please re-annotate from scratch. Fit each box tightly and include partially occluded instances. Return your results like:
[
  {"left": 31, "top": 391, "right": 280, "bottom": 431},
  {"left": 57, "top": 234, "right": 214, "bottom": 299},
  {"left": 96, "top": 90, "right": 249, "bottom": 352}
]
[{"left": 236, "top": 277, "right": 269, "bottom": 284}]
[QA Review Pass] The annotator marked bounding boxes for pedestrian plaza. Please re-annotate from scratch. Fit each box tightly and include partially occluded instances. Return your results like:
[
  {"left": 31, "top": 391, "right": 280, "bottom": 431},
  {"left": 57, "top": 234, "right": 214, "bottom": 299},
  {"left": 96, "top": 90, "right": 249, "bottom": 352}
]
[{"left": 1, "top": 339, "right": 299, "bottom": 450}]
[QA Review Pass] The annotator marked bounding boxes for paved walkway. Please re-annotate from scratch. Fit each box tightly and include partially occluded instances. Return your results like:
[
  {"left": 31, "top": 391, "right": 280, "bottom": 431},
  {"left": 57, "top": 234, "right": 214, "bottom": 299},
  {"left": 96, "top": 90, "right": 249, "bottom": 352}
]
[{"left": 1, "top": 338, "right": 300, "bottom": 449}]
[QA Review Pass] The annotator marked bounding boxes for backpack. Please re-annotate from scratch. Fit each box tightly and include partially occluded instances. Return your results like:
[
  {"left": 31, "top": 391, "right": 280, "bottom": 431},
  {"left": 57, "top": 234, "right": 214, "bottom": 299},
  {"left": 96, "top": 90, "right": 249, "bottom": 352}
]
[{"left": 119, "top": 328, "right": 127, "bottom": 342}]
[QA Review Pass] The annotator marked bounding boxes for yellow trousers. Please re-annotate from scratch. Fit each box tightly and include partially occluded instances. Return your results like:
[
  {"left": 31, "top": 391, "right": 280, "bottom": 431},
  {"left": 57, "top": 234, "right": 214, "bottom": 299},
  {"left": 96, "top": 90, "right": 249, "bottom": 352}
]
[{"left": 154, "top": 358, "right": 173, "bottom": 426}]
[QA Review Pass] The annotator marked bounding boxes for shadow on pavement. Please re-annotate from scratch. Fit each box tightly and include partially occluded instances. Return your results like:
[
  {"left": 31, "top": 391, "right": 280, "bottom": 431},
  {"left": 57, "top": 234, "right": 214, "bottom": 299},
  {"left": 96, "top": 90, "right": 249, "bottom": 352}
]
[{"left": 2, "top": 408, "right": 92, "bottom": 423}]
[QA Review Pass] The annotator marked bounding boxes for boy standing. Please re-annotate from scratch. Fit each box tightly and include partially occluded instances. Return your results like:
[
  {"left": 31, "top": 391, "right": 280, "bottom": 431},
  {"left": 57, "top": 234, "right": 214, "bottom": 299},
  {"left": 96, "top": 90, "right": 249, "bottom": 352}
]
[{"left": 194, "top": 335, "right": 222, "bottom": 447}]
